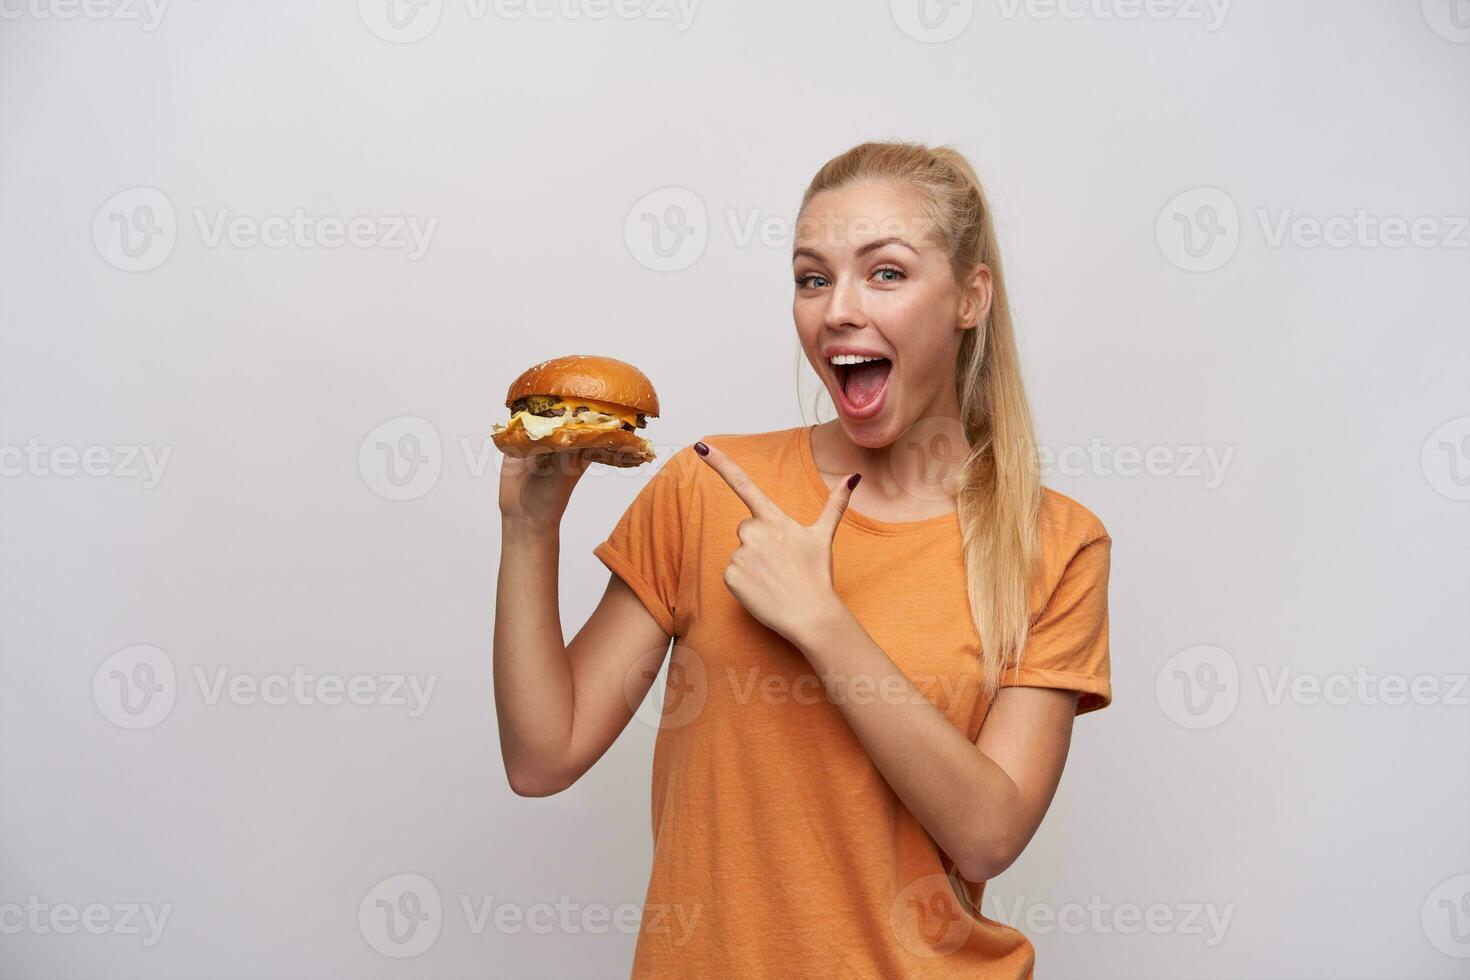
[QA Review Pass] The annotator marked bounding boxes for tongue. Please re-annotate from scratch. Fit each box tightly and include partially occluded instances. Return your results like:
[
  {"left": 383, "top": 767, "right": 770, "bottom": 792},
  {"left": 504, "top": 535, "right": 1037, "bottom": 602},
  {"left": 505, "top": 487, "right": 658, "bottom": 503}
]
[{"left": 844, "top": 360, "right": 890, "bottom": 408}]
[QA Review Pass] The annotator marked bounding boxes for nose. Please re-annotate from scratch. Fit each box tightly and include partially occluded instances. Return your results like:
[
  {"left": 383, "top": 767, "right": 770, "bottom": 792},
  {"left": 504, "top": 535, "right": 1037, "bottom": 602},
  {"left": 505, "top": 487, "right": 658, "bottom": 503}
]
[{"left": 822, "top": 274, "right": 869, "bottom": 332}]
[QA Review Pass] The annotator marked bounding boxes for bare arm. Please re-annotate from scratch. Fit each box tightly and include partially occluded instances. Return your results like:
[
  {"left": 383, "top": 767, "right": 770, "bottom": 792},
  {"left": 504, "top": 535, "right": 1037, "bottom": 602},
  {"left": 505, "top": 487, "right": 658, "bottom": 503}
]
[
  {"left": 794, "top": 604, "right": 1079, "bottom": 882},
  {"left": 492, "top": 453, "right": 672, "bottom": 797}
]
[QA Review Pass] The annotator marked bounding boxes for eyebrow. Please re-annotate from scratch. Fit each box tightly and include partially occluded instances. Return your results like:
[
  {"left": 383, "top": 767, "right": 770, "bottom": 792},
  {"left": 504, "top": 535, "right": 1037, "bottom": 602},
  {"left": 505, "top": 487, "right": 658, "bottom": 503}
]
[{"left": 791, "top": 236, "right": 920, "bottom": 264}]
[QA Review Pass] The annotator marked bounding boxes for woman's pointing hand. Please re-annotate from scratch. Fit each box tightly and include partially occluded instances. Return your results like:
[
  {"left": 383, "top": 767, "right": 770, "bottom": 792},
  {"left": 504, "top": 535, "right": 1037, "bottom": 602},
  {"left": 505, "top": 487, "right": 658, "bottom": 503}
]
[{"left": 694, "top": 439, "right": 858, "bottom": 648}]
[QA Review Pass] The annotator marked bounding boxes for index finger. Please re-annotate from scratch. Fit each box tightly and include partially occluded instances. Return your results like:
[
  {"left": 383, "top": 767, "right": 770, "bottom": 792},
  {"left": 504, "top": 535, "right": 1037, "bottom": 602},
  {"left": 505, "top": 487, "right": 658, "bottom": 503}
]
[{"left": 694, "top": 439, "right": 781, "bottom": 520}]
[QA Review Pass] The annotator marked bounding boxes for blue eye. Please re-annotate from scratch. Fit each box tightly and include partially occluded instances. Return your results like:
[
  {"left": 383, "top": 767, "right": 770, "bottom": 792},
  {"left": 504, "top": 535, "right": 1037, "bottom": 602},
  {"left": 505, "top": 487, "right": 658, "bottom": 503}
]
[{"left": 796, "top": 268, "right": 904, "bottom": 288}]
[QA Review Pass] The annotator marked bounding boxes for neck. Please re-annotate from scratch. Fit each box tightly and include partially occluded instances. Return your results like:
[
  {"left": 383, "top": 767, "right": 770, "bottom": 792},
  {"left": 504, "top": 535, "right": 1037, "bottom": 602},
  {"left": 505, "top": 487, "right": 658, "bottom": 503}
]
[{"left": 812, "top": 410, "right": 966, "bottom": 499}]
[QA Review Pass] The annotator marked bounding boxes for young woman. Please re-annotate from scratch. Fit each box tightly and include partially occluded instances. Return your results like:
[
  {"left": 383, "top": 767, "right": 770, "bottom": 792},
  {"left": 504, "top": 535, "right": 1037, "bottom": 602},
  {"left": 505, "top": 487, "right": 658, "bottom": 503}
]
[{"left": 494, "top": 140, "right": 1112, "bottom": 979}]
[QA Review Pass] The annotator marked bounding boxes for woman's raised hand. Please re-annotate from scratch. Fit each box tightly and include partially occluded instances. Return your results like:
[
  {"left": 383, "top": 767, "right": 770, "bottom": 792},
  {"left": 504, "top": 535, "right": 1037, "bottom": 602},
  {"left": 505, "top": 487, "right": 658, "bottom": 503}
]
[{"left": 499, "top": 450, "right": 594, "bottom": 532}]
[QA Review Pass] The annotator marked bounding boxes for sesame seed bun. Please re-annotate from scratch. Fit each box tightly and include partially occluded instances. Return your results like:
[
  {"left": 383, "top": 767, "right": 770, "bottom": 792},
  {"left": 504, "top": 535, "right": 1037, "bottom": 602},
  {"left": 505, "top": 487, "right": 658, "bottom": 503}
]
[{"left": 503, "top": 354, "right": 659, "bottom": 416}]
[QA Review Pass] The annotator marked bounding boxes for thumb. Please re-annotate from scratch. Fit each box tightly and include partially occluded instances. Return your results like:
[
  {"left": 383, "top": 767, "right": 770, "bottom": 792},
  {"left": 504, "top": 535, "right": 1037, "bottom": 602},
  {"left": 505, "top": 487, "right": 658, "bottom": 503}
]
[
  {"left": 815, "top": 471, "right": 860, "bottom": 539},
  {"left": 561, "top": 450, "right": 596, "bottom": 482},
  {"left": 568, "top": 450, "right": 594, "bottom": 475},
  {"left": 529, "top": 450, "right": 589, "bottom": 480}
]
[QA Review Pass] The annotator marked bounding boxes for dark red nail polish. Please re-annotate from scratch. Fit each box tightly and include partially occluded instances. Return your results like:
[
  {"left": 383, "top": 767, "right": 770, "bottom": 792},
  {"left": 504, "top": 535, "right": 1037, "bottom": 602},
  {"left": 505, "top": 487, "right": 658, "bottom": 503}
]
[
  {"left": 694, "top": 441, "right": 709, "bottom": 456},
  {"left": 847, "top": 472, "right": 861, "bottom": 490}
]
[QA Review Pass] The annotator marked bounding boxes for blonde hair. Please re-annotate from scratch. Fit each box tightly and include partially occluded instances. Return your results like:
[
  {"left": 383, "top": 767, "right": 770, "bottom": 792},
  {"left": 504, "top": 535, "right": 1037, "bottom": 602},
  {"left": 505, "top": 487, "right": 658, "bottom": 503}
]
[{"left": 795, "top": 140, "right": 1041, "bottom": 701}]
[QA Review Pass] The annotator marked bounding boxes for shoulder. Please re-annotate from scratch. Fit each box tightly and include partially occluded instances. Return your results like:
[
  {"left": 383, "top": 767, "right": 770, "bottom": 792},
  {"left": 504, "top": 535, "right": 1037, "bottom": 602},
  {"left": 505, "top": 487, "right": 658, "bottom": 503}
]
[
  {"left": 696, "top": 428, "right": 801, "bottom": 457},
  {"left": 1035, "top": 487, "right": 1111, "bottom": 594},
  {"left": 1029, "top": 487, "right": 1112, "bottom": 618},
  {"left": 1039, "top": 486, "right": 1110, "bottom": 549},
  {"left": 647, "top": 427, "right": 799, "bottom": 485},
  {"left": 681, "top": 427, "right": 804, "bottom": 477},
  {"left": 664, "top": 427, "right": 808, "bottom": 509}
]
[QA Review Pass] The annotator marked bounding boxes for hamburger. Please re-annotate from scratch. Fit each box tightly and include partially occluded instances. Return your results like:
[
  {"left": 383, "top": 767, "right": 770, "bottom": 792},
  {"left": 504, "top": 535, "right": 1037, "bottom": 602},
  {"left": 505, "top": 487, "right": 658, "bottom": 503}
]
[{"left": 490, "top": 354, "right": 658, "bottom": 468}]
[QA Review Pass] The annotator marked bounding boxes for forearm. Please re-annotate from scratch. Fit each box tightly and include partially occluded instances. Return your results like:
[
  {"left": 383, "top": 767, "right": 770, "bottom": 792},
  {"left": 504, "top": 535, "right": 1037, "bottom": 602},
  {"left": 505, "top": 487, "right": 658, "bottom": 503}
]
[
  {"left": 493, "top": 519, "right": 575, "bottom": 792},
  {"left": 793, "top": 603, "right": 1023, "bottom": 880}
]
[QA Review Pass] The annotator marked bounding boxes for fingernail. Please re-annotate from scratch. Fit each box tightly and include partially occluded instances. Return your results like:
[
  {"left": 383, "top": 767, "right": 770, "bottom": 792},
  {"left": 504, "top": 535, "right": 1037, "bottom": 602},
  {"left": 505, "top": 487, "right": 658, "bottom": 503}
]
[
  {"left": 694, "top": 441, "right": 709, "bottom": 457},
  {"left": 847, "top": 472, "right": 861, "bottom": 490}
]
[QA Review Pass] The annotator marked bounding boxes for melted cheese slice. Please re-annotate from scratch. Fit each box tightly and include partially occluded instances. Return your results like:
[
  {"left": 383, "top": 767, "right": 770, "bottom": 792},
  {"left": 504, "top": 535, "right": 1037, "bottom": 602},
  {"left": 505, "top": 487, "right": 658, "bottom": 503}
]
[{"left": 490, "top": 396, "right": 643, "bottom": 441}]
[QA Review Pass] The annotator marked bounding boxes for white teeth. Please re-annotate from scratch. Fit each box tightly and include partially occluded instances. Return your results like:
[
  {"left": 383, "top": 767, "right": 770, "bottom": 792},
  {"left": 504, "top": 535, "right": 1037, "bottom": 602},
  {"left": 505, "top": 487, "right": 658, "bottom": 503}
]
[{"left": 828, "top": 354, "right": 886, "bottom": 366}]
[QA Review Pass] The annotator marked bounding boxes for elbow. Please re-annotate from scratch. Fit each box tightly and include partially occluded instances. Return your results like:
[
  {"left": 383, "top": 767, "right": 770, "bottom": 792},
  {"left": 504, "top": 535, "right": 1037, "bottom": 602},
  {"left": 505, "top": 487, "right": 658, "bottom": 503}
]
[
  {"left": 955, "top": 841, "right": 1018, "bottom": 883},
  {"left": 504, "top": 763, "right": 574, "bottom": 798},
  {"left": 500, "top": 741, "right": 578, "bottom": 797},
  {"left": 954, "top": 853, "right": 995, "bottom": 884},
  {"left": 955, "top": 779, "right": 1030, "bottom": 881}
]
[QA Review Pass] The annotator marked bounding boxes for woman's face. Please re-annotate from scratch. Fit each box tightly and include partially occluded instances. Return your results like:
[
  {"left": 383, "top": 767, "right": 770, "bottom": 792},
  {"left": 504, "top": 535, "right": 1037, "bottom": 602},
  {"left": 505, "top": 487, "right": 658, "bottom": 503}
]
[{"left": 792, "top": 180, "right": 989, "bottom": 449}]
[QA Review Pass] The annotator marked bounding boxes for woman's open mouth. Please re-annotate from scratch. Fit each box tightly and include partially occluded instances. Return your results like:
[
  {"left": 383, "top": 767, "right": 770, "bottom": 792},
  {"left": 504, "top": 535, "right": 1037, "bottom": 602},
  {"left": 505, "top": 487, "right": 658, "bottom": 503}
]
[{"left": 830, "top": 355, "right": 892, "bottom": 420}]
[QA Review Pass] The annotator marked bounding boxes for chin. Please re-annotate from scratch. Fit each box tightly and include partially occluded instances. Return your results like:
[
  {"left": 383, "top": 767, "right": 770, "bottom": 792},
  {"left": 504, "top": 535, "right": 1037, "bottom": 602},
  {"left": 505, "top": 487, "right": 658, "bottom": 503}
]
[{"left": 830, "top": 403, "right": 904, "bottom": 448}]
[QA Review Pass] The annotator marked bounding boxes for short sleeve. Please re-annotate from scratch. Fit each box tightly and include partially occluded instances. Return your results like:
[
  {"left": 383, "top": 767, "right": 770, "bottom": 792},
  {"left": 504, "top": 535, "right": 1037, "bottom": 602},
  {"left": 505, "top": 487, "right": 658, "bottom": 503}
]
[
  {"left": 999, "top": 534, "right": 1112, "bottom": 715},
  {"left": 592, "top": 447, "right": 696, "bottom": 637}
]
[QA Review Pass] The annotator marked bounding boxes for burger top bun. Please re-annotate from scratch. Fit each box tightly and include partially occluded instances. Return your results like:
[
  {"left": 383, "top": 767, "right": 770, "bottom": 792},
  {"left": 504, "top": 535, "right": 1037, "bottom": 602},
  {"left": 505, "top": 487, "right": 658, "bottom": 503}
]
[{"left": 505, "top": 354, "right": 659, "bottom": 416}]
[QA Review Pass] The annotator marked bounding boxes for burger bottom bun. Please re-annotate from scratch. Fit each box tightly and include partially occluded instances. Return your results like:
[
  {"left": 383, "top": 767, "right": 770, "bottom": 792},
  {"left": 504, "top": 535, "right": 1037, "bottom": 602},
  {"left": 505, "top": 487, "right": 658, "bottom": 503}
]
[{"left": 492, "top": 424, "right": 655, "bottom": 468}]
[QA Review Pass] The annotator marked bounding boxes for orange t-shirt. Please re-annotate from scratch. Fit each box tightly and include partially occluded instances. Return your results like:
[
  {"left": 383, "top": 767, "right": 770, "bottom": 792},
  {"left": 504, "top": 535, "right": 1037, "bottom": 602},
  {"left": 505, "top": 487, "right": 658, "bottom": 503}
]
[{"left": 593, "top": 424, "right": 1112, "bottom": 979}]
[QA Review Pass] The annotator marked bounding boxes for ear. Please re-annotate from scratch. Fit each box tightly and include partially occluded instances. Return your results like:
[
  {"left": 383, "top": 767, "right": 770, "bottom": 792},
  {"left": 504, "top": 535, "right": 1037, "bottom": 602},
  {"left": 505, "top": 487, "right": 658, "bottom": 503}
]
[{"left": 959, "top": 262, "right": 993, "bottom": 330}]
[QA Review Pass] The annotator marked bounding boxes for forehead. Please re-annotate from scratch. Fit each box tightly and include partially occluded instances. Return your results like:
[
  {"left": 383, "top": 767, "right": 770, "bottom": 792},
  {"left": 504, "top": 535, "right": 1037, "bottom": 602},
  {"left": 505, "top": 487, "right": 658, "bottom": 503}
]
[{"left": 794, "top": 180, "right": 943, "bottom": 255}]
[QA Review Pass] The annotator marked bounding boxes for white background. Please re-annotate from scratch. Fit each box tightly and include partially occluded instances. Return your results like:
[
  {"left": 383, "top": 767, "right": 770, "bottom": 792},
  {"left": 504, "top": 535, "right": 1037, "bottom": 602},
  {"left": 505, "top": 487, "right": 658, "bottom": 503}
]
[{"left": 2, "top": 0, "right": 1468, "bottom": 976}]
